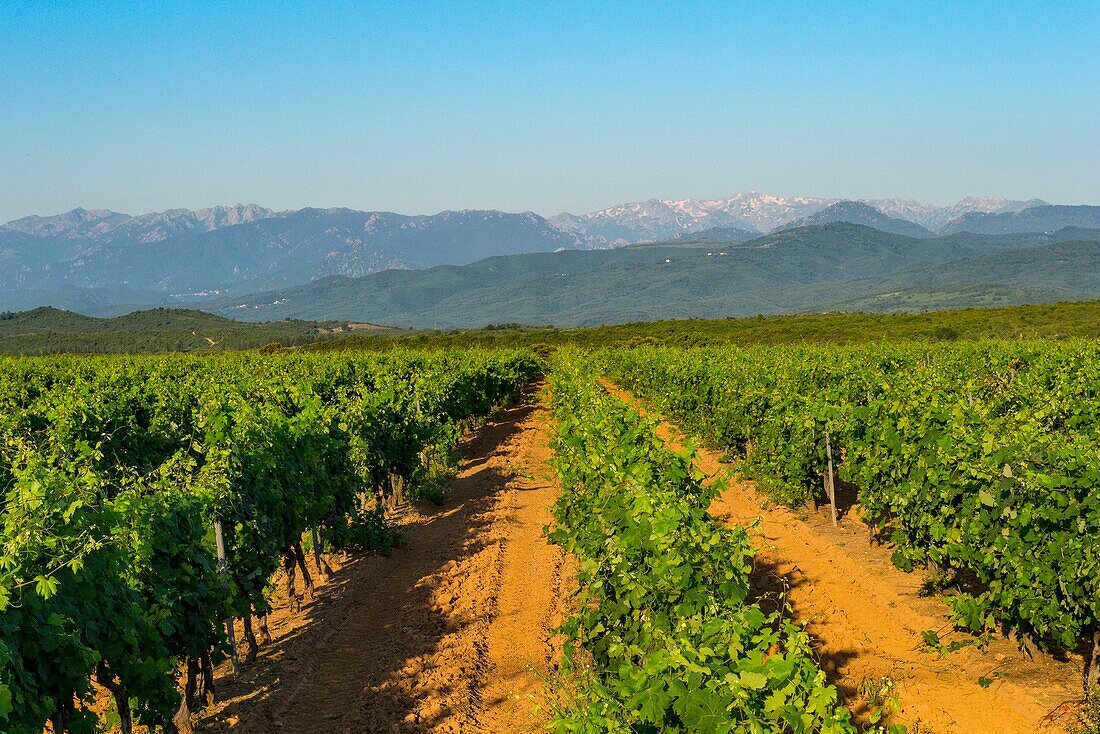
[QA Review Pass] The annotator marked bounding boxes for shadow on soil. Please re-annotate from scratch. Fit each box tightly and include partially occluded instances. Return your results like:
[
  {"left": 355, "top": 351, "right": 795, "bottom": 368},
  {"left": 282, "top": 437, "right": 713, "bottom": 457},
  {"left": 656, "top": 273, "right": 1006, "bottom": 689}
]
[
  {"left": 198, "top": 400, "right": 537, "bottom": 734},
  {"left": 743, "top": 550, "right": 863, "bottom": 714}
]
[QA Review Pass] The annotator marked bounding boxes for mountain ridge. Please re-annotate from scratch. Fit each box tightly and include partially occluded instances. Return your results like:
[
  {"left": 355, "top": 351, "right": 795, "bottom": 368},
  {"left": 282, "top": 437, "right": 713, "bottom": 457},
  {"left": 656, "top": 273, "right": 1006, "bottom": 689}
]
[
  {"left": 200, "top": 223, "right": 1100, "bottom": 327},
  {"left": 0, "top": 207, "right": 596, "bottom": 310},
  {"left": 3, "top": 196, "right": 1094, "bottom": 319},
  {"left": 780, "top": 201, "right": 934, "bottom": 238},
  {"left": 552, "top": 192, "right": 1049, "bottom": 243},
  {"left": 939, "top": 204, "right": 1100, "bottom": 235}
]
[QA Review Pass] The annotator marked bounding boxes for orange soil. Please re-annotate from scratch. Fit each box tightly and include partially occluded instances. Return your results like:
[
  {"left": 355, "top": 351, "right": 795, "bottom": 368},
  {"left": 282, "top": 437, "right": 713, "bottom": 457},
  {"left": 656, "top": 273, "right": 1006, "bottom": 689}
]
[
  {"left": 197, "top": 393, "right": 567, "bottom": 734},
  {"left": 603, "top": 380, "right": 1085, "bottom": 734}
]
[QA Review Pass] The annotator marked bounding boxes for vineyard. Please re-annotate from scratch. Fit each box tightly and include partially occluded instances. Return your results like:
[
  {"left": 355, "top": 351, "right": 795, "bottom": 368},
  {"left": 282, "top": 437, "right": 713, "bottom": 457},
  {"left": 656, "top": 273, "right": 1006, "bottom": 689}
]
[
  {"left": 604, "top": 343, "right": 1100, "bottom": 700},
  {"left": 546, "top": 356, "right": 854, "bottom": 733},
  {"left": 0, "top": 339, "right": 1097, "bottom": 733},
  {"left": 0, "top": 350, "right": 540, "bottom": 733}
]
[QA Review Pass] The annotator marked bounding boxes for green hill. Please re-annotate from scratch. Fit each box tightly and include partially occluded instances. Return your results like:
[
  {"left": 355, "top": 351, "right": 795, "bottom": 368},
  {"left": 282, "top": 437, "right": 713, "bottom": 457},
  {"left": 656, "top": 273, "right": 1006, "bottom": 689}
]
[
  {"left": 304, "top": 299, "right": 1100, "bottom": 351},
  {"left": 208, "top": 224, "right": 1100, "bottom": 327},
  {"left": 0, "top": 307, "right": 354, "bottom": 355},
  {"left": 4, "top": 298, "right": 1100, "bottom": 356}
]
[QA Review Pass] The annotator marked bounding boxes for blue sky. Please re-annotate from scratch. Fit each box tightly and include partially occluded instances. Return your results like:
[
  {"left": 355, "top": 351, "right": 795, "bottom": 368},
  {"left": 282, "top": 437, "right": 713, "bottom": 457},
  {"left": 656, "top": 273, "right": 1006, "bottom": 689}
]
[{"left": 2, "top": 1, "right": 1098, "bottom": 220}]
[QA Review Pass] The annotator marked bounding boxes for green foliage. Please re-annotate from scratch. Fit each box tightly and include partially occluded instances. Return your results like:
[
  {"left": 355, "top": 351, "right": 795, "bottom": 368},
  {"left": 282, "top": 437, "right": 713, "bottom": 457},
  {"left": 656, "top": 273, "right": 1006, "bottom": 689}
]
[
  {"left": 326, "top": 506, "right": 401, "bottom": 555},
  {"left": 602, "top": 342, "right": 1100, "bottom": 670},
  {"left": 1076, "top": 692, "right": 1100, "bottom": 733},
  {"left": 855, "top": 676, "right": 901, "bottom": 726},
  {"left": 0, "top": 306, "right": 355, "bottom": 355},
  {"left": 205, "top": 223, "right": 1100, "bottom": 327},
  {"left": 3, "top": 297, "right": 1100, "bottom": 357},
  {"left": 546, "top": 353, "right": 854, "bottom": 732},
  {"left": 0, "top": 348, "right": 541, "bottom": 732},
  {"left": 306, "top": 299, "right": 1100, "bottom": 353}
]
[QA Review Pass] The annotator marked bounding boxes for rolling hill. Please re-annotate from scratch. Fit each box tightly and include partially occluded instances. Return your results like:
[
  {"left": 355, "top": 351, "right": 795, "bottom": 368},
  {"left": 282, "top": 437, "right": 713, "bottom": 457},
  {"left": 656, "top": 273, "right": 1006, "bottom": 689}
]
[
  {"left": 0, "top": 306, "right": 351, "bottom": 354},
  {"left": 5, "top": 298, "right": 1100, "bottom": 355},
  {"left": 205, "top": 224, "right": 1100, "bottom": 327}
]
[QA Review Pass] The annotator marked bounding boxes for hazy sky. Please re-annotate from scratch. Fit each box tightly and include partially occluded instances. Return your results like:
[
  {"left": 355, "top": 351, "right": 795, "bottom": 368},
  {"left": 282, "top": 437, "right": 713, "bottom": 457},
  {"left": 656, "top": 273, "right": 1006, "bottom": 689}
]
[{"left": 2, "top": 1, "right": 1099, "bottom": 221}]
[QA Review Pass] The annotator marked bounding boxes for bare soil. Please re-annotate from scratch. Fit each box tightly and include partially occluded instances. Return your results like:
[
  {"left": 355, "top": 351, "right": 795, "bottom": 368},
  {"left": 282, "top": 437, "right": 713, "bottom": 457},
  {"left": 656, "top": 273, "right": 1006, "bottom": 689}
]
[
  {"left": 604, "top": 381, "right": 1085, "bottom": 733},
  {"left": 197, "top": 393, "right": 568, "bottom": 734}
]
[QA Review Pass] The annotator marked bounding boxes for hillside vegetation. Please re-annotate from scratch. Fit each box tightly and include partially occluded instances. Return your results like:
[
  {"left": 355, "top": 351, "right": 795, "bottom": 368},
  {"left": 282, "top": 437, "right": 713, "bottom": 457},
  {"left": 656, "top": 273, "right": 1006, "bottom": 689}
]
[
  {"left": 0, "top": 307, "right": 352, "bottom": 355},
  {"left": 305, "top": 299, "right": 1100, "bottom": 351},
  {"left": 0, "top": 207, "right": 593, "bottom": 313},
  {"left": 4, "top": 298, "right": 1100, "bottom": 356},
  {"left": 211, "top": 224, "right": 1100, "bottom": 327}
]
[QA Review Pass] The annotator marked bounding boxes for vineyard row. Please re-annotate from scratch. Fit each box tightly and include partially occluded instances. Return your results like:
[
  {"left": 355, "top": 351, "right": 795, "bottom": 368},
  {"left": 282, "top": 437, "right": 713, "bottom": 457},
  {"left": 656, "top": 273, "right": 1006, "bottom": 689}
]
[
  {"left": 0, "top": 350, "right": 541, "bottom": 733},
  {"left": 603, "top": 342, "right": 1100, "bottom": 695},
  {"left": 546, "top": 353, "right": 856, "bottom": 733}
]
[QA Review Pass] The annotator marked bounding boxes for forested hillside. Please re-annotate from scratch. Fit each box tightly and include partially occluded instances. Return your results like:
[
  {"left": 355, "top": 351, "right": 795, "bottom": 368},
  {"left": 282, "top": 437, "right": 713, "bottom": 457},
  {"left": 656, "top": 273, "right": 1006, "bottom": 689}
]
[{"left": 210, "top": 224, "right": 1100, "bottom": 326}]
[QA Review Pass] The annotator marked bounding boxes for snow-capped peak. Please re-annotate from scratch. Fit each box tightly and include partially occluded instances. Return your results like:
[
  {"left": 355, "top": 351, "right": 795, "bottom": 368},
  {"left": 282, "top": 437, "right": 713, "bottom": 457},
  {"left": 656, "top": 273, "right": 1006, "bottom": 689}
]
[{"left": 553, "top": 192, "right": 1049, "bottom": 243}]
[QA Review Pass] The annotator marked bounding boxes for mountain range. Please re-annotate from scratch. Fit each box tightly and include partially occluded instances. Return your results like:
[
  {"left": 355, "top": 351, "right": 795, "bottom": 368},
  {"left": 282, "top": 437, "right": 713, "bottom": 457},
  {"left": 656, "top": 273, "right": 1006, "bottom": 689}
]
[
  {"left": 549, "top": 193, "right": 1051, "bottom": 242},
  {"left": 779, "top": 201, "right": 934, "bottom": 238},
  {"left": 0, "top": 206, "right": 592, "bottom": 311},
  {"left": 205, "top": 224, "right": 1100, "bottom": 327},
  {"left": 4, "top": 194, "right": 1100, "bottom": 324}
]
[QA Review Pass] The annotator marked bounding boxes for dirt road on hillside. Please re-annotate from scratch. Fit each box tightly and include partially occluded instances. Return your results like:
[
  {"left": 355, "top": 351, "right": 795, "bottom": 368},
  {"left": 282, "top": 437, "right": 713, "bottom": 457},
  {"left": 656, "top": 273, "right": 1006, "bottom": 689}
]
[
  {"left": 604, "top": 381, "right": 1085, "bottom": 734},
  {"left": 198, "top": 393, "right": 568, "bottom": 734}
]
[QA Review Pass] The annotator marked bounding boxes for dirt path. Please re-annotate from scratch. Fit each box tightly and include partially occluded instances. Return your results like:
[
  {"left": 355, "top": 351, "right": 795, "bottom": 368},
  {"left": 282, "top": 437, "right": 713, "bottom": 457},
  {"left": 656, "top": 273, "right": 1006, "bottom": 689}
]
[
  {"left": 604, "top": 381, "right": 1085, "bottom": 733},
  {"left": 198, "top": 392, "right": 567, "bottom": 734}
]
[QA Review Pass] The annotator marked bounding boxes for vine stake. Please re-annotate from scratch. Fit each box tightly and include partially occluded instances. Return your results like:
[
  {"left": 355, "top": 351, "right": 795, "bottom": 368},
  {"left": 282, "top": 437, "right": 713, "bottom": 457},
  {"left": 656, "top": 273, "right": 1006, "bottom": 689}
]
[
  {"left": 1088, "top": 628, "right": 1100, "bottom": 698},
  {"left": 214, "top": 520, "right": 240, "bottom": 675},
  {"left": 825, "top": 429, "right": 838, "bottom": 528},
  {"left": 311, "top": 524, "right": 325, "bottom": 578}
]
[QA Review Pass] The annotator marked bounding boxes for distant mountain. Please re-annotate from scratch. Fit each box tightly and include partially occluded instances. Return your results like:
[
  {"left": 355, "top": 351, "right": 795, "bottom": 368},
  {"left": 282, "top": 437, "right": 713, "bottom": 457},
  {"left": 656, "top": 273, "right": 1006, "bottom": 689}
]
[
  {"left": 668, "top": 226, "right": 759, "bottom": 244},
  {"left": 3, "top": 208, "right": 132, "bottom": 239},
  {"left": 550, "top": 193, "right": 835, "bottom": 242},
  {"left": 939, "top": 205, "right": 1100, "bottom": 235},
  {"left": 0, "top": 285, "right": 174, "bottom": 317},
  {"left": 865, "top": 197, "right": 1045, "bottom": 230},
  {"left": 554, "top": 192, "right": 1049, "bottom": 242},
  {"left": 1, "top": 195, "right": 1088, "bottom": 317},
  {"left": 0, "top": 206, "right": 594, "bottom": 309},
  {"left": 4, "top": 204, "right": 275, "bottom": 242},
  {"left": 205, "top": 223, "right": 1100, "bottom": 327},
  {"left": 782, "top": 201, "right": 934, "bottom": 238}
]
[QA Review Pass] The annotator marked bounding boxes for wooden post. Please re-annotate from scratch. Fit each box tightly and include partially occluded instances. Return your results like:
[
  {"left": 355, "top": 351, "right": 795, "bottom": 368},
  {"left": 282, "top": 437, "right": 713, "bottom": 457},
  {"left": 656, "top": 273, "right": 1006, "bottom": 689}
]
[
  {"left": 1088, "top": 628, "right": 1100, "bottom": 698},
  {"left": 311, "top": 525, "right": 325, "bottom": 578},
  {"left": 825, "top": 429, "right": 838, "bottom": 528},
  {"left": 214, "top": 520, "right": 240, "bottom": 675}
]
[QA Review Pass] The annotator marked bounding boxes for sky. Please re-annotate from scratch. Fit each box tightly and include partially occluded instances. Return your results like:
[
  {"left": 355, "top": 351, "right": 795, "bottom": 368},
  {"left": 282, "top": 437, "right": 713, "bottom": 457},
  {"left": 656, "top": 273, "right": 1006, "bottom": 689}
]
[{"left": 2, "top": 1, "right": 1099, "bottom": 221}]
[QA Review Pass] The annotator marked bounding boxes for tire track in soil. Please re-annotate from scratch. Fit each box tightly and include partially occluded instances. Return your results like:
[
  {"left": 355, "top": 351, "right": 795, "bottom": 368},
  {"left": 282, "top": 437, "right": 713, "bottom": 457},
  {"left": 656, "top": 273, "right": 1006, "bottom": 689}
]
[
  {"left": 198, "top": 392, "right": 567, "bottom": 734},
  {"left": 603, "top": 380, "right": 1084, "bottom": 734}
]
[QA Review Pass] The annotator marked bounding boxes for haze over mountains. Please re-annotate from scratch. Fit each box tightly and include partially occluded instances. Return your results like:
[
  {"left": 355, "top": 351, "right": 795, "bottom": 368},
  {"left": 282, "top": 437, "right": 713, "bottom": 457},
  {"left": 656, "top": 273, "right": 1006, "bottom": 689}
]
[
  {"left": 208, "top": 224, "right": 1100, "bottom": 327},
  {"left": 778, "top": 201, "right": 934, "bottom": 238},
  {"left": 0, "top": 206, "right": 591, "bottom": 311},
  {"left": 549, "top": 193, "right": 1052, "bottom": 242},
  {"left": 3, "top": 193, "right": 1100, "bottom": 325}
]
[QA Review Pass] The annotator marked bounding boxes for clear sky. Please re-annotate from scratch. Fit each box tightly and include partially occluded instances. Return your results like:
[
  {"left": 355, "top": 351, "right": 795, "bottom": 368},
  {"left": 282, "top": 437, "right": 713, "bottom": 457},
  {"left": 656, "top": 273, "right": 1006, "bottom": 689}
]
[{"left": 2, "top": 1, "right": 1099, "bottom": 221}]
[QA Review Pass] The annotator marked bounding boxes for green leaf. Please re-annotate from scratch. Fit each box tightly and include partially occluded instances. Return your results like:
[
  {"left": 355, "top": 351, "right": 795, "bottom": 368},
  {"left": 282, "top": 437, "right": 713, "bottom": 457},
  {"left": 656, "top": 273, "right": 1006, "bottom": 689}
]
[
  {"left": 34, "top": 574, "right": 60, "bottom": 599},
  {"left": 739, "top": 670, "right": 769, "bottom": 689}
]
